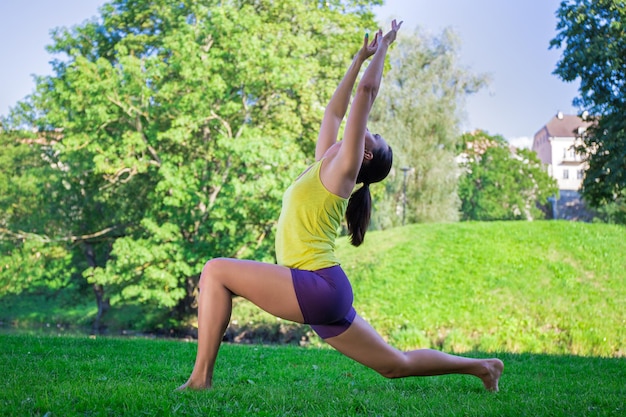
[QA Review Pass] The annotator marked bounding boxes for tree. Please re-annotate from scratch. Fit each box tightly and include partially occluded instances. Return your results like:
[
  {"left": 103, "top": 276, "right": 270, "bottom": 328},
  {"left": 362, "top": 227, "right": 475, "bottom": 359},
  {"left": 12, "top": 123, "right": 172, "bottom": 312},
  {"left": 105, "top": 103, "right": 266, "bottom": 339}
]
[
  {"left": 551, "top": 0, "right": 626, "bottom": 214},
  {"left": 458, "top": 131, "right": 559, "bottom": 221},
  {"left": 2, "top": 0, "right": 380, "bottom": 331},
  {"left": 369, "top": 27, "right": 487, "bottom": 227},
  {"left": 0, "top": 129, "right": 76, "bottom": 297}
]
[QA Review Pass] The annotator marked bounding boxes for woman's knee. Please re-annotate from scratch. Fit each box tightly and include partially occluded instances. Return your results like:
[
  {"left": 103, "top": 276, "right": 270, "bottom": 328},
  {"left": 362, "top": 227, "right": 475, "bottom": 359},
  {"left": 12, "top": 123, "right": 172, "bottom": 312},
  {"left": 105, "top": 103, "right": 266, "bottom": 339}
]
[
  {"left": 375, "top": 354, "right": 409, "bottom": 379},
  {"left": 198, "top": 258, "right": 229, "bottom": 289}
]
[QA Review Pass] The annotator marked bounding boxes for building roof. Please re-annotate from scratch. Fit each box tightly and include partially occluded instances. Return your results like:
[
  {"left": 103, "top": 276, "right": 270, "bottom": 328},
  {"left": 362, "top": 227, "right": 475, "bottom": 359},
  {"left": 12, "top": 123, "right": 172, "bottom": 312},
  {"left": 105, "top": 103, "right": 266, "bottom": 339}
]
[{"left": 536, "top": 113, "right": 594, "bottom": 139}]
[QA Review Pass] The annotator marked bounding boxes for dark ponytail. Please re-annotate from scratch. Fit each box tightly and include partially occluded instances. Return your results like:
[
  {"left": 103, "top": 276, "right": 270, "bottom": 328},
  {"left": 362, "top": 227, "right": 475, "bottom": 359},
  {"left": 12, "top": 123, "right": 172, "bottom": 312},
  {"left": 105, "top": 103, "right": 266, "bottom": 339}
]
[
  {"left": 346, "top": 143, "right": 393, "bottom": 246},
  {"left": 346, "top": 184, "right": 371, "bottom": 246}
]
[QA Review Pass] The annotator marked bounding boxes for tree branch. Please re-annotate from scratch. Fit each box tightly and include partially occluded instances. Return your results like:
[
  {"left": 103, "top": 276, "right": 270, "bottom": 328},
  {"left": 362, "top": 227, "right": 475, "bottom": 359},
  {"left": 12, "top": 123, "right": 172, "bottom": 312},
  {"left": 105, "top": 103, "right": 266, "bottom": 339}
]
[{"left": 0, "top": 225, "right": 124, "bottom": 244}]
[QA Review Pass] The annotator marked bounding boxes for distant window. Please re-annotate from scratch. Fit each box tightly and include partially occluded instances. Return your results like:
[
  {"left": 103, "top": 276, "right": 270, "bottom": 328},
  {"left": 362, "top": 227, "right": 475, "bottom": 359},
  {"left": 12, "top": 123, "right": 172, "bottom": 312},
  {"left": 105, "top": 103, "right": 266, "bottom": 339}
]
[
  {"left": 563, "top": 169, "right": 569, "bottom": 179},
  {"left": 577, "top": 170, "right": 584, "bottom": 179}
]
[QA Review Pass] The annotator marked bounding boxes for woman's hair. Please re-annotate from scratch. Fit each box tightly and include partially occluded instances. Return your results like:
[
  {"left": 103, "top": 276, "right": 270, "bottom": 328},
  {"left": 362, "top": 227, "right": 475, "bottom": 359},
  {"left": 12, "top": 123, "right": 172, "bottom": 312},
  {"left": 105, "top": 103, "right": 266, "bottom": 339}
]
[{"left": 346, "top": 140, "right": 393, "bottom": 247}]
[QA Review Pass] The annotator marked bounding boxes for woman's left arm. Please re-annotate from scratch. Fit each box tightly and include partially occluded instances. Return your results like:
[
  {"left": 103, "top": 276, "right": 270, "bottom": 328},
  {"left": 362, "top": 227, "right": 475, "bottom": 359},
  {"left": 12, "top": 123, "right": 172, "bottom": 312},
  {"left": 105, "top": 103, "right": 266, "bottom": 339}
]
[{"left": 315, "top": 34, "right": 379, "bottom": 161}]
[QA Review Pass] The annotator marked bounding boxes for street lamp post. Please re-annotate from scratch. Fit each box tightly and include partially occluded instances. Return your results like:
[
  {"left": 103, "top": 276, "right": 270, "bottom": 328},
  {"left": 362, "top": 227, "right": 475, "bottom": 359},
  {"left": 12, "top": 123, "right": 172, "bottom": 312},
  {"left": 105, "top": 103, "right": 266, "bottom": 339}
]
[{"left": 400, "top": 167, "right": 411, "bottom": 226}]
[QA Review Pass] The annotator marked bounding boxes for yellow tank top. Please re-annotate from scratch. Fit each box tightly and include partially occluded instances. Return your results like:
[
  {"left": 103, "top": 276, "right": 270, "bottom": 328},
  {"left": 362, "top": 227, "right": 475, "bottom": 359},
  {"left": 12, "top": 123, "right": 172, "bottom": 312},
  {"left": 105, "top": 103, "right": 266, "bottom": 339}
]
[{"left": 275, "top": 159, "right": 348, "bottom": 270}]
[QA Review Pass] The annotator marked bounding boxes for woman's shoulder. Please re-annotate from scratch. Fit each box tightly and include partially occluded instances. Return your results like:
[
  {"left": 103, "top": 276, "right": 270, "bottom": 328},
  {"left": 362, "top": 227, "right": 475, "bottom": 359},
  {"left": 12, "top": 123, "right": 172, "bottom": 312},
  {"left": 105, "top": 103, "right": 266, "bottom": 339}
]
[{"left": 319, "top": 153, "right": 356, "bottom": 199}]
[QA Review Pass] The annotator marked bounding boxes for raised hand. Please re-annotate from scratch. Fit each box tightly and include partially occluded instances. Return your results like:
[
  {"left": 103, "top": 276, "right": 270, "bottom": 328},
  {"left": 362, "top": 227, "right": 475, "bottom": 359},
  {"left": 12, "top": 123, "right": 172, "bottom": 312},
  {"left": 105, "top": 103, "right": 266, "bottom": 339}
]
[
  {"left": 357, "top": 30, "right": 381, "bottom": 61},
  {"left": 382, "top": 19, "right": 402, "bottom": 46}
]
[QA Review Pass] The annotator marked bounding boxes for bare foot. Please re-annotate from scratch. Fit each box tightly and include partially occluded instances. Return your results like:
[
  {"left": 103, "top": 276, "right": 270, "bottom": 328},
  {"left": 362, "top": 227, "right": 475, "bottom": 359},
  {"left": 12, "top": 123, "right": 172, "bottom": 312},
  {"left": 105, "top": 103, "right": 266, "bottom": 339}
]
[
  {"left": 175, "top": 378, "right": 212, "bottom": 391},
  {"left": 479, "top": 359, "right": 504, "bottom": 392}
]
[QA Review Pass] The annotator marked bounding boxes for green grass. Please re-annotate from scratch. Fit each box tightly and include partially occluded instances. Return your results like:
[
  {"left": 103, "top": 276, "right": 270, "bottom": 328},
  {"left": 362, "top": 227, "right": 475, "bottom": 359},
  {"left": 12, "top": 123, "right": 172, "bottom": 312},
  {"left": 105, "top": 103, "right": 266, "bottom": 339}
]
[
  {"left": 1, "top": 221, "right": 625, "bottom": 415},
  {"left": 1, "top": 333, "right": 624, "bottom": 416}
]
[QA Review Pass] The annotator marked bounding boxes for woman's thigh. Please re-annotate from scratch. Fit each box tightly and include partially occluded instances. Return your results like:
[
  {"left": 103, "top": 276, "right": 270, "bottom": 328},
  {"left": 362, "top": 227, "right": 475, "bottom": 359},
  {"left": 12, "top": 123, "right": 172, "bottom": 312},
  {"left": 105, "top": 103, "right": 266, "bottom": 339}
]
[{"left": 201, "top": 258, "right": 304, "bottom": 323}]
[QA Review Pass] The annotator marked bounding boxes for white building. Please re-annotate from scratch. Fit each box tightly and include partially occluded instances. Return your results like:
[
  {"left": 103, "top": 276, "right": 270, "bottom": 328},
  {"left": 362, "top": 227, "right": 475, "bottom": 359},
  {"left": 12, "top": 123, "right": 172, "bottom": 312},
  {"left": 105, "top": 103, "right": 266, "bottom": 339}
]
[
  {"left": 532, "top": 112, "right": 593, "bottom": 191},
  {"left": 532, "top": 112, "right": 595, "bottom": 221}
]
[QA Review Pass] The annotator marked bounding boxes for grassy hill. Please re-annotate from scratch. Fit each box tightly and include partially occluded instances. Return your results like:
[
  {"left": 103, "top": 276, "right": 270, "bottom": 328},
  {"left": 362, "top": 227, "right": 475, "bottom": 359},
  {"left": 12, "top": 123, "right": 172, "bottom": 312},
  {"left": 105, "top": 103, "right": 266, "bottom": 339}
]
[
  {"left": 2, "top": 221, "right": 624, "bottom": 357},
  {"left": 234, "top": 221, "right": 625, "bottom": 357}
]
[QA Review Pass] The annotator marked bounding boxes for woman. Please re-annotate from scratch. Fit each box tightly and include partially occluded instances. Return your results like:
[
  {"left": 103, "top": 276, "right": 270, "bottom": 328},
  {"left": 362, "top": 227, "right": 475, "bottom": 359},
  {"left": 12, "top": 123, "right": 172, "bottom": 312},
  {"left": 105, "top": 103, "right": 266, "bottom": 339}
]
[{"left": 179, "top": 20, "right": 504, "bottom": 392}]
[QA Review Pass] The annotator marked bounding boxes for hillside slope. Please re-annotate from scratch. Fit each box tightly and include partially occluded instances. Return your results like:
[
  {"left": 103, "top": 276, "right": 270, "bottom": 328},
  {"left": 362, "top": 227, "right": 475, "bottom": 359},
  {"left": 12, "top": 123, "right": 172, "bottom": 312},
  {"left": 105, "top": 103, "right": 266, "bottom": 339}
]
[{"left": 335, "top": 221, "right": 625, "bottom": 356}]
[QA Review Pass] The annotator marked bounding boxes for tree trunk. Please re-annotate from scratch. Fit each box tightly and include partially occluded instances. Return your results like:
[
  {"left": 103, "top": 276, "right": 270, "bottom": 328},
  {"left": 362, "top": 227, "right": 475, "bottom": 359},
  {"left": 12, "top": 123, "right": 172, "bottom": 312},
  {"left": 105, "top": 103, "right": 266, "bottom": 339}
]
[
  {"left": 84, "top": 242, "right": 110, "bottom": 334},
  {"left": 172, "top": 275, "right": 200, "bottom": 337},
  {"left": 92, "top": 283, "right": 110, "bottom": 334}
]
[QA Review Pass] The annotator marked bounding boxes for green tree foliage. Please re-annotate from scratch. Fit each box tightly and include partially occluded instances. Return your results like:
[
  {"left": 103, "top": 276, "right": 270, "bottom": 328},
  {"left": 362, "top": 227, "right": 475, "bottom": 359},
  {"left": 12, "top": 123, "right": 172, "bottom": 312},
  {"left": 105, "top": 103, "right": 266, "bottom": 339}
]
[
  {"left": 2, "top": 0, "right": 380, "bottom": 330},
  {"left": 0, "top": 129, "right": 76, "bottom": 296},
  {"left": 369, "top": 28, "right": 487, "bottom": 227},
  {"left": 458, "top": 131, "right": 559, "bottom": 221},
  {"left": 551, "top": 0, "right": 626, "bottom": 215}
]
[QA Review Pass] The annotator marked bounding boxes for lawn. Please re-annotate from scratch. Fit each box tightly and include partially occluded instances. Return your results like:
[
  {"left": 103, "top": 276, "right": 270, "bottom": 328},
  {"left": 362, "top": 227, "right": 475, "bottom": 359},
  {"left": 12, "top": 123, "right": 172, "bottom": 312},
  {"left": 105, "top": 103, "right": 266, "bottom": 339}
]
[{"left": 1, "top": 333, "right": 624, "bottom": 416}]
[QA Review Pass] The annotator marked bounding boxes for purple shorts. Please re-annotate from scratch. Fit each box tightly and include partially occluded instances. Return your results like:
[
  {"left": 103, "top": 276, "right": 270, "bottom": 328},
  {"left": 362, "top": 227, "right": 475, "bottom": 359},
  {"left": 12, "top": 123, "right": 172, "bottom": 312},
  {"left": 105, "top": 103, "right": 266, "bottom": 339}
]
[{"left": 290, "top": 265, "right": 356, "bottom": 339}]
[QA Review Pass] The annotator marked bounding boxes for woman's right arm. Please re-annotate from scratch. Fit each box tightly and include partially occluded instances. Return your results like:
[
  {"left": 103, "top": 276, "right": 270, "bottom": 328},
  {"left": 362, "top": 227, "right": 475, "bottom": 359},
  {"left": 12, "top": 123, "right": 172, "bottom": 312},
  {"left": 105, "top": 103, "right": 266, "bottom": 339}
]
[{"left": 334, "top": 20, "right": 402, "bottom": 179}]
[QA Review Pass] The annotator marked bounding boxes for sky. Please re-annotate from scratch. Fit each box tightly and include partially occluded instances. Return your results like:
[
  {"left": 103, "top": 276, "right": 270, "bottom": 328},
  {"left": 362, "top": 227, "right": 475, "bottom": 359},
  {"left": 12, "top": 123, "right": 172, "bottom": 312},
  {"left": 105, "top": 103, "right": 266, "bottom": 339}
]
[{"left": 0, "top": 0, "right": 580, "bottom": 148}]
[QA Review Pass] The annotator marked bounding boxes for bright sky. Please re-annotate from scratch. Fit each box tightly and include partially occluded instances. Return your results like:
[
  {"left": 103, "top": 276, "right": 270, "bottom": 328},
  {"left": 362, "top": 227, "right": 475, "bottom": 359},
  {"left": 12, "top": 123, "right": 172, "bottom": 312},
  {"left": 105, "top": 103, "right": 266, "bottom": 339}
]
[{"left": 0, "top": 0, "right": 579, "bottom": 148}]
